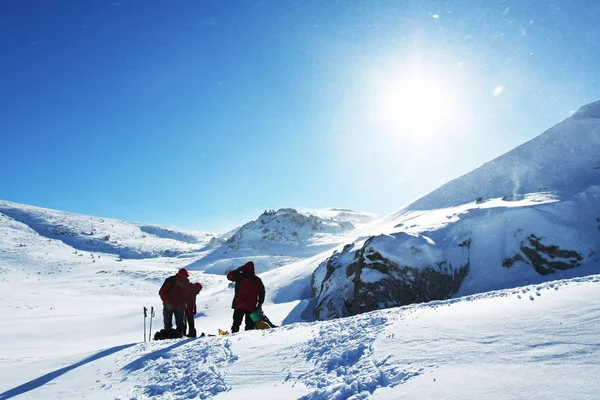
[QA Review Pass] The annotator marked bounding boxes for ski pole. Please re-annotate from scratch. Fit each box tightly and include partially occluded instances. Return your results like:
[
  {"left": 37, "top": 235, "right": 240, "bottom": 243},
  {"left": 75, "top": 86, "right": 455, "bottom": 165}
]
[
  {"left": 143, "top": 307, "right": 148, "bottom": 342},
  {"left": 149, "top": 306, "right": 155, "bottom": 341}
]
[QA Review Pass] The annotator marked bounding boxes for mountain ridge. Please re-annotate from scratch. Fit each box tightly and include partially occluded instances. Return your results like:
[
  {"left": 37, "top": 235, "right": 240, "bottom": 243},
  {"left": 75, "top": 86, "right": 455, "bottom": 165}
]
[{"left": 393, "top": 100, "right": 600, "bottom": 214}]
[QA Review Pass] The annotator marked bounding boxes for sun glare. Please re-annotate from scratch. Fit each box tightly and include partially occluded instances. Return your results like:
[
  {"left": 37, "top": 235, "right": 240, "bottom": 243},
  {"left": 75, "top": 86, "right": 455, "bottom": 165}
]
[{"left": 366, "top": 61, "right": 464, "bottom": 141}]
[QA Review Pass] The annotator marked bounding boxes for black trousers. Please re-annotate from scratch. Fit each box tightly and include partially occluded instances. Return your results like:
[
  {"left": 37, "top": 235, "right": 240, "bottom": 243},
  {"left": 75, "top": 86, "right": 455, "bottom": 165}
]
[
  {"left": 231, "top": 309, "right": 255, "bottom": 333},
  {"left": 185, "top": 312, "right": 196, "bottom": 334},
  {"left": 163, "top": 306, "right": 184, "bottom": 333}
]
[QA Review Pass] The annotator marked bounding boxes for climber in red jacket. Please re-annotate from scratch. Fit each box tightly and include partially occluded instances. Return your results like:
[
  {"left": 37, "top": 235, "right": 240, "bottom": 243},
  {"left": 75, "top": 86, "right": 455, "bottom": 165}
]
[
  {"left": 159, "top": 268, "right": 189, "bottom": 335},
  {"left": 226, "top": 261, "right": 265, "bottom": 333}
]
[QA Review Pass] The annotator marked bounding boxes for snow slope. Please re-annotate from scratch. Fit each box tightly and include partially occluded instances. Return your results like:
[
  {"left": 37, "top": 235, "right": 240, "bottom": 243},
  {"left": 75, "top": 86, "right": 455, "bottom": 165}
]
[
  {"left": 400, "top": 100, "right": 600, "bottom": 212},
  {"left": 0, "top": 201, "right": 379, "bottom": 399},
  {"left": 1, "top": 274, "right": 598, "bottom": 399},
  {"left": 1, "top": 194, "right": 598, "bottom": 399},
  {"left": 0, "top": 200, "right": 219, "bottom": 259}
]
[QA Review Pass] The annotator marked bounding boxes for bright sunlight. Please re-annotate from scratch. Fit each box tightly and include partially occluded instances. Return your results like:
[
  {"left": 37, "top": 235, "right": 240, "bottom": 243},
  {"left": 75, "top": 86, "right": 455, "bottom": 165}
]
[{"left": 365, "top": 58, "right": 466, "bottom": 142}]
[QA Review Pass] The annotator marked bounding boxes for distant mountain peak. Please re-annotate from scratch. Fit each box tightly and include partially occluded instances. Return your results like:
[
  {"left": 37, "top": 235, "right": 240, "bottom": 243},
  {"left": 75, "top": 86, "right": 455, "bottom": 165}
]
[
  {"left": 390, "top": 99, "right": 600, "bottom": 214},
  {"left": 226, "top": 208, "right": 355, "bottom": 250},
  {"left": 259, "top": 208, "right": 302, "bottom": 219},
  {"left": 573, "top": 99, "right": 600, "bottom": 119}
]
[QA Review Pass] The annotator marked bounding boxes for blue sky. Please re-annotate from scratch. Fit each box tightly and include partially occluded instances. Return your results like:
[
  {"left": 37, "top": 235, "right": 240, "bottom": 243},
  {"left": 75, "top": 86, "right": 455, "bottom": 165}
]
[{"left": 1, "top": 0, "right": 599, "bottom": 232}]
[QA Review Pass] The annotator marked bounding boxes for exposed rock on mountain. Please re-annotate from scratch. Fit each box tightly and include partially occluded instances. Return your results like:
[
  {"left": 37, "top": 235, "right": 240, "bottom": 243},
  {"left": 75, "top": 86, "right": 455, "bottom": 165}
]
[
  {"left": 313, "top": 233, "right": 470, "bottom": 319},
  {"left": 189, "top": 208, "right": 366, "bottom": 274},
  {"left": 225, "top": 208, "right": 355, "bottom": 251},
  {"left": 504, "top": 234, "right": 583, "bottom": 275}
]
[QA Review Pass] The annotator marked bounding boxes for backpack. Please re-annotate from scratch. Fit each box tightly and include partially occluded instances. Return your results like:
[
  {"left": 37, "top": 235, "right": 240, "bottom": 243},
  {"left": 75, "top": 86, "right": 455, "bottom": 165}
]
[{"left": 153, "top": 328, "right": 183, "bottom": 340}]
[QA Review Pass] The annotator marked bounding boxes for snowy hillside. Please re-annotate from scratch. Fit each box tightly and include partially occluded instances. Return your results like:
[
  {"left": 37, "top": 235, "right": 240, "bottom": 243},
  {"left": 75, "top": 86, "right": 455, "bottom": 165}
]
[
  {"left": 402, "top": 99, "right": 600, "bottom": 212},
  {"left": 0, "top": 200, "right": 219, "bottom": 259},
  {"left": 309, "top": 100, "right": 600, "bottom": 320}
]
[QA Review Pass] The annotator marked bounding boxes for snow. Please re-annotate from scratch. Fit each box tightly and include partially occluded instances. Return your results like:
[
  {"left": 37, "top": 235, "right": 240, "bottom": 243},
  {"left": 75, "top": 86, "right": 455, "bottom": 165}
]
[
  {"left": 393, "top": 100, "right": 600, "bottom": 213},
  {"left": 360, "top": 268, "right": 388, "bottom": 283},
  {"left": 1, "top": 102, "right": 600, "bottom": 398},
  {"left": 2, "top": 269, "right": 599, "bottom": 399}
]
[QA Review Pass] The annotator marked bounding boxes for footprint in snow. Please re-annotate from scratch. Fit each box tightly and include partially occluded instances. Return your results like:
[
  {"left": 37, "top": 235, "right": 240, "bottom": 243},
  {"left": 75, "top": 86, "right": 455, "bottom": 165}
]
[{"left": 529, "top": 296, "right": 535, "bottom": 301}]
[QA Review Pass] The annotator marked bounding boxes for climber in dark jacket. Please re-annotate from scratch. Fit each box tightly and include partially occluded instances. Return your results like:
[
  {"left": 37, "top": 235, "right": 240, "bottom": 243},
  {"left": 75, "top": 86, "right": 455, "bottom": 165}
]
[
  {"left": 226, "top": 261, "right": 265, "bottom": 333},
  {"left": 184, "top": 282, "right": 203, "bottom": 337}
]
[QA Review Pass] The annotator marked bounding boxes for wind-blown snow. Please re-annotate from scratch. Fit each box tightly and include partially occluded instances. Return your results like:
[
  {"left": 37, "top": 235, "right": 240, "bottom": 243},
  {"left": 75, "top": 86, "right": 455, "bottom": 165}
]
[{"left": 395, "top": 101, "right": 600, "bottom": 213}]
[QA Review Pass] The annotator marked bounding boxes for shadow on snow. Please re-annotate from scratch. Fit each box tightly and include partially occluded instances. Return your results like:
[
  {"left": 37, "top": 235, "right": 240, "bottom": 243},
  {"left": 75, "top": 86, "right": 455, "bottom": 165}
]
[
  {"left": 0, "top": 343, "right": 136, "bottom": 400},
  {"left": 120, "top": 337, "right": 195, "bottom": 373}
]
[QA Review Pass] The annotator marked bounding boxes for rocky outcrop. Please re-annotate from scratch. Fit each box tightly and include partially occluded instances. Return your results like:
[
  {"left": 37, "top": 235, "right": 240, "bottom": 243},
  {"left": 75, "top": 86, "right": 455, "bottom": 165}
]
[
  {"left": 313, "top": 233, "right": 471, "bottom": 320},
  {"left": 504, "top": 234, "right": 582, "bottom": 275},
  {"left": 349, "top": 240, "right": 470, "bottom": 316},
  {"left": 311, "top": 187, "right": 600, "bottom": 321}
]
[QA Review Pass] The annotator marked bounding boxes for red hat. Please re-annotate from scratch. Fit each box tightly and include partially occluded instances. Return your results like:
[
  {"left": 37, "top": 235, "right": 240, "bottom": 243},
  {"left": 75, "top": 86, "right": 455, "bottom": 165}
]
[
  {"left": 241, "top": 261, "right": 255, "bottom": 274},
  {"left": 176, "top": 268, "right": 189, "bottom": 278},
  {"left": 193, "top": 282, "right": 203, "bottom": 293}
]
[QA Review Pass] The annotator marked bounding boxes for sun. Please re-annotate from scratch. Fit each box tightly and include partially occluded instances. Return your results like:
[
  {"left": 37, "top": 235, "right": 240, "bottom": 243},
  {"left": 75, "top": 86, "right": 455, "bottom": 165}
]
[
  {"left": 366, "top": 60, "right": 463, "bottom": 140},
  {"left": 378, "top": 77, "right": 453, "bottom": 130}
]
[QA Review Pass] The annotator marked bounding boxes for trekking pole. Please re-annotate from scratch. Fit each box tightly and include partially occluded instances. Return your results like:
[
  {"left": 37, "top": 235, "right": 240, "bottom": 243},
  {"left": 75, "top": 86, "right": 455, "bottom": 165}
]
[
  {"left": 143, "top": 307, "right": 148, "bottom": 342},
  {"left": 148, "top": 306, "right": 155, "bottom": 342}
]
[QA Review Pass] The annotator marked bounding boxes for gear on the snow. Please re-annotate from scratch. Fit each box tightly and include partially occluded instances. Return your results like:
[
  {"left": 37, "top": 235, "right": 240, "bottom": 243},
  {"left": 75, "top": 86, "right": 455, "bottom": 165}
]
[
  {"left": 254, "top": 320, "right": 271, "bottom": 330},
  {"left": 153, "top": 328, "right": 183, "bottom": 340},
  {"left": 250, "top": 309, "right": 278, "bottom": 329}
]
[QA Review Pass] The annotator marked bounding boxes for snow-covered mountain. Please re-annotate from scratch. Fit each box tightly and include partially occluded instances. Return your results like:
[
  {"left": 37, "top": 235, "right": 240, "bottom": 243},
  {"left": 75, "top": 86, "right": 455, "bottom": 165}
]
[
  {"left": 403, "top": 100, "right": 600, "bottom": 211},
  {"left": 1, "top": 102, "right": 599, "bottom": 399},
  {"left": 0, "top": 200, "right": 219, "bottom": 259},
  {"left": 185, "top": 207, "right": 378, "bottom": 275},
  {"left": 310, "top": 100, "right": 600, "bottom": 320}
]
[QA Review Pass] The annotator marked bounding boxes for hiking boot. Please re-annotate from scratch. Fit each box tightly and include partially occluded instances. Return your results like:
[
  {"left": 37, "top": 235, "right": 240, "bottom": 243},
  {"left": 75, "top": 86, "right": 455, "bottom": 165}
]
[{"left": 187, "top": 328, "right": 197, "bottom": 338}]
